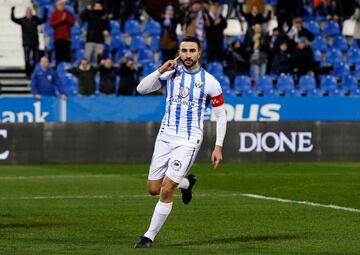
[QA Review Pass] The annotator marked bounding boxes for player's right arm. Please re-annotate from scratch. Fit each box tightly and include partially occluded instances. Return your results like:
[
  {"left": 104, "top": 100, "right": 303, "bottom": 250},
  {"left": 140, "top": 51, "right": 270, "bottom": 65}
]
[{"left": 136, "top": 56, "right": 180, "bottom": 95}]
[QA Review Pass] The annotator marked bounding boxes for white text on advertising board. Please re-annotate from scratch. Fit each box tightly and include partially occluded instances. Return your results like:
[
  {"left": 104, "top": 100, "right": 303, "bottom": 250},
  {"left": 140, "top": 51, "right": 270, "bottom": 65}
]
[
  {"left": 0, "top": 129, "right": 10, "bottom": 160},
  {"left": 1, "top": 102, "right": 49, "bottom": 123},
  {"left": 239, "top": 132, "right": 313, "bottom": 153}
]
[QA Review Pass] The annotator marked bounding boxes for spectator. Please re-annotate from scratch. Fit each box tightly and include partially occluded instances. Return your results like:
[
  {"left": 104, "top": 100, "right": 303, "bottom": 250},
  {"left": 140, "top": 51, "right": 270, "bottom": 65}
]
[
  {"left": 120, "top": 0, "right": 142, "bottom": 30},
  {"left": 31, "top": 56, "right": 66, "bottom": 99},
  {"left": 225, "top": 39, "right": 250, "bottom": 85},
  {"left": 205, "top": 2, "right": 227, "bottom": 62},
  {"left": 183, "top": 0, "right": 210, "bottom": 43},
  {"left": 118, "top": 54, "right": 139, "bottom": 96},
  {"left": 271, "top": 41, "right": 293, "bottom": 75},
  {"left": 80, "top": 1, "right": 110, "bottom": 64},
  {"left": 50, "top": 0, "right": 75, "bottom": 65},
  {"left": 11, "top": 6, "right": 47, "bottom": 77},
  {"left": 276, "top": 0, "right": 299, "bottom": 32},
  {"left": 245, "top": 24, "right": 269, "bottom": 81},
  {"left": 292, "top": 37, "right": 316, "bottom": 77},
  {"left": 245, "top": 0, "right": 265, "bottom": 14},
  {"left": 353, "top": 0, "right": 360, "bottom": 48},
  {"left": 268, "top": 28, "right": 287, "bottom": 54},
  {"left": 99, "top": 58, "right": 117, "bottom": 95},
  {"left": 159, "top": 5, "right": 179, "bottom": 63},
  {"left": 142, "top": 0, "right": 181, "bottom": 21},
  {"left": 287, "top": 17, "right": 314, "bottom": 48},
  {"left": 66, "top": 58, "right": 98, "bottom": 95},
  {"left": 239, "top": 3, "right": 271, "bottom": 30},
  {"left": 76, "top": 0, "right": 94, "bottom": 14}
]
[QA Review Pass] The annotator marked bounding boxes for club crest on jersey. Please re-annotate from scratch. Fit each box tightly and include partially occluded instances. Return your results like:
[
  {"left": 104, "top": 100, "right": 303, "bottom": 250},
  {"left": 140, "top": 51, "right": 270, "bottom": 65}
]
[
  {"left": 179, "top": 87, "right": 190, "bottom": 98},
  {"left": 171, "top": 160, "right": 182, "bottom": 171},
  {"left": 195, "top": 81, "right": 203, "bottom": 88}
]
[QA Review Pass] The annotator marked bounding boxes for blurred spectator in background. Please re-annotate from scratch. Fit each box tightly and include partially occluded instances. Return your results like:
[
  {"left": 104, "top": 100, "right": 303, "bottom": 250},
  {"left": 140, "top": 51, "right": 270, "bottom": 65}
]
[
  {"left": 76, "top": 0, "right": 94, "bottom": 14},
  {"left": 66, "top": 58, "right": 98, "bottom": 95},
  {"left": 292, "top": 37, "right": 316, "bottom": 78},
  {"left": 271, "top": 40, "right": 293, "bottom": 75},
  {"left": 268, "top": 27, "right": 287, "bottom": 54},
  {"left": 142, "top": 0, "right": 181, "bottom": 21},
  {"left": 276, "top": 0, "right": 299, "bottom": 32},
  {"left": 104, "top": 0, "right": 121, "bottom": 19},
  {"left": 287, "top": 17, "right": 314, "bottom": 49},
  {"left": 50, "top": 0, "right": 75, "bottom": 65},
  {"left": 31, "top": 56, "right": 66, "bottom": 99},
  {"left": 225, "top": 39, "right": 250, "bottom": 85},
  {"left": 353, "top": 0, "right": 360, "bottom": 48},
  {"left": 99, "top": 58, "right": 117, "bottom": 95},
  {"left": 118, "top": 54, "right": 139, "bottom": 96},
  {"left": 239, "top": 3, "right": 271, "bottom": 31},
  {"left": 120, "top": 0, "right": 142, "bottom": 30},
  {"left": 184, "top": 0, "right": 210, "bottom": 43},
  {"left": 245, "top": 24, "right": 269, "bottom": 81},
  {"left": 159, "top": 5, "right": 179, "bottom": 63},
  {"left": 11, "top": 6, "right": 47, "bottom": 77},
  {"left": 80, "top": 1, "right": 110, "bottom": 64},
  {"left": 245, "top": 0, "right": 265, "bottom": 14},
  {"left": 205, "top": 2, "right": 227, "bottom": 62}
]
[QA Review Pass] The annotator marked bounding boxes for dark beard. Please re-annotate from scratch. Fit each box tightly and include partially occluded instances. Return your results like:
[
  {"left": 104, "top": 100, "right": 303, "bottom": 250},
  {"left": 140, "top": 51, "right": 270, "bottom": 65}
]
[{"left": 182, "top": 59, "right": 197, "bottom": 68}]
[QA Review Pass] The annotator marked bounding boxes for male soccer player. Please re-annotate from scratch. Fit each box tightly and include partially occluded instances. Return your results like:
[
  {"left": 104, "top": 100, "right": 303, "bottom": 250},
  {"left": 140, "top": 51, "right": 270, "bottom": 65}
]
[{"left": 135, "top": 36, "right": 227, "bottom": 248}]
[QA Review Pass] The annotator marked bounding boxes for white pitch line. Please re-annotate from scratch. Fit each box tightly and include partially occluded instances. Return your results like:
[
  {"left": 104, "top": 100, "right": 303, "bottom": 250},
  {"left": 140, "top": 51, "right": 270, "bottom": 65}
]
[
  {"left": 238, "top": 194, "right": 360, "bottom": 213},
  {"left": 0, "top": 175, "right": 121, "bottom": 180},
  {"left": 0, "top": 193, "right": 359, "bottom": 214}
]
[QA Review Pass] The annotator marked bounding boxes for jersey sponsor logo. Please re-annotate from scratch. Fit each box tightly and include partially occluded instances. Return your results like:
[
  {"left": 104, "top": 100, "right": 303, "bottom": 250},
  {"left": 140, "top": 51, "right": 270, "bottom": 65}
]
[
  {"left": 170, "top": 160, "right": 182, "bottom": 171},
  {"left": 239, "top": 132, "right": 313, "bottom": 153},
  {"left": 179, "top": 87, "right": 190, "bottom": 98},
  {"left": 195, "top": 81, "right": 203, "bottom": 88},
  {"left": 171, "top": 98, "right": 196, "bottom": 107}
]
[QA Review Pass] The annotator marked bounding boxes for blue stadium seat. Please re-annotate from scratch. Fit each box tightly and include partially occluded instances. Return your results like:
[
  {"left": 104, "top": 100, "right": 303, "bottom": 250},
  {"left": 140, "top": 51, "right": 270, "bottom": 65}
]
[
  {"left": 314, "top": 50, "right": 323, "bottom": 62},
  {"left": 47, "top": 37, "right": 54, "bottom": 51},
  {"left": 33, "top": 0, "right": 52, "bottom": 6},
  {"left": 332, "top": 35, "right": 348, "bottom": 52},
  {"left": 347, "top": 48, "right": 360, "bottom": 65},
  {"left": 125, "top": 19, "right": 142, "bottom": 36},
  {"left": 300, "top": 5, "right": 314, "bottom": 21},
  {"left": 71, "top": 35, "right": 84, "bottom": 50},
  {"left": 65, "top": 5, "right": 76, "bottom": 17},
  {"left": 137, "top": 49, "right": 155, "bottom": 64},
  {"left": 207, "top": 62, "right": 224, "bottom": 77},
  {"left": 110, "top": 20, "right": 121, "bottom": 36},
  {"left": 149, "top": 36, "right": 160, "bottom": 51},
  {"left": 256, "top": 75, "right": 274, "bottom": 95},
  {"left": 142, "top": 62, "right": 158, "bottom": 77},
  {"left": 311, "top": 36, "right": 328, "bottom": 52},
  {"left": 115, "top": 49, "right": 133, "bottom": 62},
  {"left": 75, "top": 49, "right": 84, "bottom": 63},
  {"left": 333, "top": 62, "right": 350, "bottom": 77},
  {"left": 304, "top": 20, "right": 321, "bottom": 36},
  {"left": 327, "top": 88, "right": 343, "bottom": 96},
  {"left": 71, "top": 22, "right": 81, "bottom": 36},
  {"left": 234, "top": 75, "right": 252, "bottom": 94},
  {"left": 223, "top": 37, "right": 229, "bottom": 51},
  {"left": 109, "top": 35, "right": 126, "bottom": 52},
  {"left": 143, "top": 19, "right": 161, "bottom": 36},
  {"left": 342, "top": 75, "right": 358, "bottom": 91},
  {"left": 130, "top": 36, "right": 147, "bottom": 52},
  {"left": 323, "top": 20, "right": 340, "bottom": 36},
  {"left": 356, "top": 64, "right": 360, "bottom": 78},
  {"left": 39, "top": 5, "right": 53, "bottom": 20},
  {"left": 43, "top": 23, "right": 53, "bottom": 36},
  {"left": 217, "top": 75, "right": 231, "bottom": 89},
  {"left": 326, "top": 48, "right": 343, "bottom": 64},
  {"left": 352, "top": 39, "right": 359, "bottom": 49},
  {"left": 276, "top": 74, "right": 296, "bottom": 96},
  {"left": 320, "top": 75, "right": 338, "bottom": 94},
  {"left": 231, "top": 35, "right": 245, "bottom": 43},
  {"left": 298, "top": 75, "right": 317, "bottom": 95}
]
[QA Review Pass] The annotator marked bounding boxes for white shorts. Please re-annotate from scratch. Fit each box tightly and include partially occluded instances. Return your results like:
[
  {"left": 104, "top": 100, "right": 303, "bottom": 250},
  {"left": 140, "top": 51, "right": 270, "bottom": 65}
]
[{"left": 148, "top": 138, "right": 200, "bottom": 183}]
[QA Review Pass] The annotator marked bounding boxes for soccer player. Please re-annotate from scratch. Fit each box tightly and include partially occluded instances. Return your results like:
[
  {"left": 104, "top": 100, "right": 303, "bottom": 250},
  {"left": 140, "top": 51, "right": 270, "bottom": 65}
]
[{"left": 134, "top": 36, "right": 227, "bottom": 248}]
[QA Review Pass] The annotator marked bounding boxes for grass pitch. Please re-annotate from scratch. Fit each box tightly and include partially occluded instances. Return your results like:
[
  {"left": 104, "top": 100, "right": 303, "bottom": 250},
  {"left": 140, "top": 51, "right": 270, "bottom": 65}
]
[{"left": 0, "top": 163, "right": 359, "bottom": 255}]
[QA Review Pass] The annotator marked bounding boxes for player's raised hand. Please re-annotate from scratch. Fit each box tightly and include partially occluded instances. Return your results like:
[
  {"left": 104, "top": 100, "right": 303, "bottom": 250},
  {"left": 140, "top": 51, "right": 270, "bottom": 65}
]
[
  {"left": 158, "top": 55, "right": 180, "bottom": 74},
  {"left": 211, "top": 145, "right": 223, "bottom": 169}
]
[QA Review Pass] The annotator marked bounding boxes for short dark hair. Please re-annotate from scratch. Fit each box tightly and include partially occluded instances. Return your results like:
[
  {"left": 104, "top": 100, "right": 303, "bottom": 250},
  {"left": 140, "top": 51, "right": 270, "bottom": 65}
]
[{"left": 181, "top": 36, "right": 202, "bottom": 50}]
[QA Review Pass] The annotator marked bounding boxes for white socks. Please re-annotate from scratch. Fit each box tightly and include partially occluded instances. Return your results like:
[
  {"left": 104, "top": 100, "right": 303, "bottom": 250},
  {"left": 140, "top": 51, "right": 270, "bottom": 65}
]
[
  {"left": 177, "top": 178, "right": 190, "bottom": 189},
  {"left": 144, "top": 200, "right": 173, "bottom": 241}
]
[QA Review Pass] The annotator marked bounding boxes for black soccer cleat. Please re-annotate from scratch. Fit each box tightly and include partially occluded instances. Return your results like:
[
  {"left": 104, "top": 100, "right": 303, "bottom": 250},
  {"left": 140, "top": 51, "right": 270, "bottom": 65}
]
[
  {"left": 181, "top": 174, "right": 197, "bottom": 205},
  {"left": 134, "top": 236, "right": 152, "bottom": 249}
]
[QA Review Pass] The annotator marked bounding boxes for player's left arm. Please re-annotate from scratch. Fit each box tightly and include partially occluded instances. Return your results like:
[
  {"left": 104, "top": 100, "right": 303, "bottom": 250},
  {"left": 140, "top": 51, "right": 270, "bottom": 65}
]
[{"left": 210, "top": 93, "right": 227, "bottom": 169}]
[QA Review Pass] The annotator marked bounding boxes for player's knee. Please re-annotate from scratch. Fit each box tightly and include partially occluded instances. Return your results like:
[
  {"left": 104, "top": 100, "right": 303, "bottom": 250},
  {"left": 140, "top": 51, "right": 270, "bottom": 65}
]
[
  {"left": 147, "top": 186, "right": 160, "bottom": 196},
  {"left": 160, "top": 183, "right": 176, "bottom": 199}
]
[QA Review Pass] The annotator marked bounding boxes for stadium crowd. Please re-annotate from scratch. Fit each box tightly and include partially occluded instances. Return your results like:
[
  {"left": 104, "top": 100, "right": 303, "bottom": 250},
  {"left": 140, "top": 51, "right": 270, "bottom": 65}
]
[{"left": 10, "top": 0, "right": 360, "bottom": 97}]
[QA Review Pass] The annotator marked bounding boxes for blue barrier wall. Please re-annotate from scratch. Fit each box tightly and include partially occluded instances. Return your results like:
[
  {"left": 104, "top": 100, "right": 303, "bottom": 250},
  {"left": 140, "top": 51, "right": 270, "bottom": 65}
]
[{"left": 1, "top": 96, "right": 360, "bottom": 122}]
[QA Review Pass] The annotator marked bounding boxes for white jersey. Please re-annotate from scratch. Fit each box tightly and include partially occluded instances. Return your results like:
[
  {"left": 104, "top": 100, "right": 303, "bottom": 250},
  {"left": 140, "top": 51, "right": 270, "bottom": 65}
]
[{"left": 158, "top": 66, "right": 223, "bottom": 146}]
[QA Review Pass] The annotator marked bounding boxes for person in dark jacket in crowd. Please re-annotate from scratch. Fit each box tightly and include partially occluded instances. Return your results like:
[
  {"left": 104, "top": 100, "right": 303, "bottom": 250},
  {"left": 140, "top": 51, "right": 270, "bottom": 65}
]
[
  {"left": 31, "top": 56, "right": 66, "bottom": 99},
  {"left": 287, "top": 17, "right": 314, "bottom": 50},
  {"left": 118, "top": 54, "right": 139, "bottom": 96},
  {"left": 99, "top": 58, "right": 117, "bottom": 95},
  {"left": 271, "top": 40, "right": 293, "bottom": 75},
  {"left": 292, "top": 37, "right": 316, "bottom": 77},
  {"left": 225, "top": 39, "right": 250, "bottom": 85},
  {"left": 239, "top": 3, "right": 272, "bottom": 31},
  {"left": 276, "top": 0, "right": 299, "bottom": 32},
  {"left": 50, "top": 0, "right": 75, "bottom": 65},
  {"left": 11, "top": 6, "right": 47, "bottom": 77},
  {"left": 80, "top": 1, "right": 110, "bottom": 64},
  {"left": 159, "top": 5, "right": 179, "bottom": 63},
  {"left": 205, "top": 2, "right": 227, "bottom": 62},
  {"left": 66, "top": 58, "right": 98, "bottom": 95}
]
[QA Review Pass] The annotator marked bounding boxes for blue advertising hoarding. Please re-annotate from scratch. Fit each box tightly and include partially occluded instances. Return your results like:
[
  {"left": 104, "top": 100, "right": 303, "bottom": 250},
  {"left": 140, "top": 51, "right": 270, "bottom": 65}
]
[{"left": 0, "top": 96, "right": 360, "bottom": 122}]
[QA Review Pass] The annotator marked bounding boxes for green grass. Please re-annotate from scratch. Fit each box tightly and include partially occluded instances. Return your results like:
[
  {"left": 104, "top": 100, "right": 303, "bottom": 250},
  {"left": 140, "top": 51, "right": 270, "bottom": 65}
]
[{"left": 0, "top": 163, "right": 359, "bottom": 254}]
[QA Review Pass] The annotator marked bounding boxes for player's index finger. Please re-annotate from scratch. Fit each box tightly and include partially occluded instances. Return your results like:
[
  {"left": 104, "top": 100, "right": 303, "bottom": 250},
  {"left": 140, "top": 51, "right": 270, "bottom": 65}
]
[{"left": 174, "top": 55, "right": 180, "bottom": 61}]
